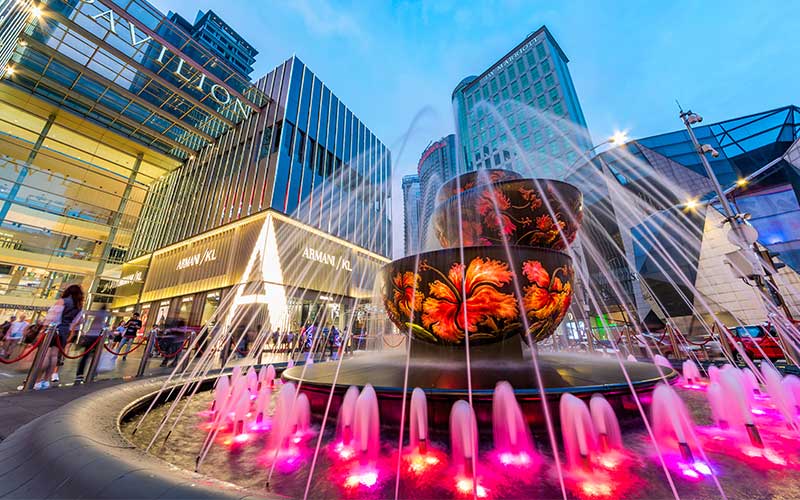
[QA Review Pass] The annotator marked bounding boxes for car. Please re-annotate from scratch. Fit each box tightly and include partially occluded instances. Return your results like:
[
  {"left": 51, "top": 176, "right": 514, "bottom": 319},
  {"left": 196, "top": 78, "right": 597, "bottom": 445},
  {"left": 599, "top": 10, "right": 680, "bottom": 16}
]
[{"left": 723, "top": 324, "right": 784, "bottom": 363}]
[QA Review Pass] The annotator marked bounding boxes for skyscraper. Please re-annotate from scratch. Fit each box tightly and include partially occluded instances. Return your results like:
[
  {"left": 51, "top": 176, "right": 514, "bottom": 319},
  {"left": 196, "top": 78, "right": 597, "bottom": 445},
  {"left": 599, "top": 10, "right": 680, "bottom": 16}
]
[
  {"left": 452, "top": 26, "right": 591, "bottom": 178},
  {"left": 132, "top": 55, "right": 392, "bottom": 259},
  {"left": 417, "top": 135, "right": 458, "bottom": 246},
  {"left": 167, "top": 10, "right": 258, "bottom": 78},
  {"left": 402, "top": 174, "right": 422, "bottom": 255}
]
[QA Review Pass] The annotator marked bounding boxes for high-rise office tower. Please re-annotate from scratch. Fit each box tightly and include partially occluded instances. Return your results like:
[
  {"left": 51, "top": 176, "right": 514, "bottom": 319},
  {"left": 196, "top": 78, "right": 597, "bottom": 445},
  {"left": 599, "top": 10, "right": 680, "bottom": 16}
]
[
  {"left": 402, "top": 174, "right": 422, "bottom": 255},
  {"left": 452, "top": 26, "right": 591, "bottom": 178},
  {"left": 416, "top": 135, "right": 458, "bottom": 246},
  {"left": 168, "top": 10, "right": 258, "bottom": 78}
]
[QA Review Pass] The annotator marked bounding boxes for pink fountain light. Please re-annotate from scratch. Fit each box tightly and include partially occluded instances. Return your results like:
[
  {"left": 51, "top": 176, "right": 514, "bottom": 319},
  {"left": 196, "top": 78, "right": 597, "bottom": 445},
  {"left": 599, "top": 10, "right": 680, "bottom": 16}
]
[{"left": 492, "top": 381, "right": 537, "bottom": 470}]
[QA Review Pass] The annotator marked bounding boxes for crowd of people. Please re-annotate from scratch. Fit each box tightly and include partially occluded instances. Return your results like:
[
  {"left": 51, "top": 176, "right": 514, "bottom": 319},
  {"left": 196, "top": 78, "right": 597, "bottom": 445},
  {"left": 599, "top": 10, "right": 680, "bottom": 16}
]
[{"left": 0, "top": 283, "right": 369, "bottom": 390}]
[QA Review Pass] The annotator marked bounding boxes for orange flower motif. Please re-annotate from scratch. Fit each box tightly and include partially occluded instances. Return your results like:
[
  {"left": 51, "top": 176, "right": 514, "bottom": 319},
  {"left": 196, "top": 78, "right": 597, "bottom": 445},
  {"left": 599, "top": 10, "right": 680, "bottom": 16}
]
[
  {"left": 392, "top": 271, "right": 424, "bottom": 320},
  {"left": 519, "top": 187, "right": 544, "bottom": 211},
  {"left": 522, "top": 260, "right": 572, "bottom": 336},
  {"left": 421, "top": 257, "right": 518, "bottom": 343},
  {"left": 477, "top": 189, "right": 516, "bottom": 236}
]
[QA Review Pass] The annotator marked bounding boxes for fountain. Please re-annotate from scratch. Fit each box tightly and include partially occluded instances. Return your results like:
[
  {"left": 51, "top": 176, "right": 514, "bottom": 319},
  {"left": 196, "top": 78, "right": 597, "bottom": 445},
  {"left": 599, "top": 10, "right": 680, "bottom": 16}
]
[
  {"left": 283, "top": 171, "right": 673, "bottom": 426},
  {"left": 652, "top": 384, "right": 699, "bottom": 462},
  {"left": 352, "top": 384, "right": 380, "bottom": 465},
  {"left": 450, "top": 400, "right": 478, "bottom": 477},
  {"left": 560, "top": 393, "right": 597, "bottom": 470},
  {"left": 682, "top": 359, "right": 702, "bottom": 385},
  {"left": 590, "top": 394, "right": 623, "bottom": 453},
  {"left": 408, "top": 387, "right": 429, "bottom": 455},
  {"left": 492, "top": 381, "right": 535, "bottom": 465}
]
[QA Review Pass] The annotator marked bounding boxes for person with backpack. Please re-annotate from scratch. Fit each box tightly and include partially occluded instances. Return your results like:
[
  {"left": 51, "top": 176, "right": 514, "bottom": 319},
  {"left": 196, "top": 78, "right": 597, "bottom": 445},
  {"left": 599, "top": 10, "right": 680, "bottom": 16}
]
[
  {"left": 32, "top": 285, "right": 84, "bottom": 390},
  {"left": 118, "top": 312, "right": 142, "bottom": 361}
]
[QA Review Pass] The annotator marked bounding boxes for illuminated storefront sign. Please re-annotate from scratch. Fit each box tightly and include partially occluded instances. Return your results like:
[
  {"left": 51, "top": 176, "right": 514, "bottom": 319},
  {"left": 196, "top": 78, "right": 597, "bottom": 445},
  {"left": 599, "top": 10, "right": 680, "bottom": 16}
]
[
  {"left": 120, "top": 270, "right": 144, "bottom": 285},
  {"left": 176, "top": 249, "right": 217, "bottom": 270},
  {"left": 83, "top": 0, "right": 252, "bottom": 119},
  {"left": 134, "top": 211, "right": 387, "bottom": 305},
  {"left": 302, "top": 246, "right": 352, "bottom": 272}
]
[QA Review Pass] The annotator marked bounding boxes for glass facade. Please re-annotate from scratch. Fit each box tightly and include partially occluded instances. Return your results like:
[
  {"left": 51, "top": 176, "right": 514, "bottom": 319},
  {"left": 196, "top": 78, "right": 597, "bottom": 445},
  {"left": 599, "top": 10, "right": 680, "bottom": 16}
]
[
  {"left": 5, "top": 0, "right": 268, "bottom": 160},
  {"left": 402, "top": 174, "right": 421, "bottom": 255},
  {"left": 572, "top": 105, "right": 800, "bottom": 324},
  {"left": 452, "top": 26, "right": 591, "bottom": 177},
  {"left": 0, "top": 0, "right": 265, "bottom": 317},
  {"left": 167, "top": 10, "right": 257, "bottom": 78},
  {"left": 131, "top": 56, "right": 392, "bottom": 258},
  {"left": 416, "top": 134, "right": 457, "bottom": 248}
]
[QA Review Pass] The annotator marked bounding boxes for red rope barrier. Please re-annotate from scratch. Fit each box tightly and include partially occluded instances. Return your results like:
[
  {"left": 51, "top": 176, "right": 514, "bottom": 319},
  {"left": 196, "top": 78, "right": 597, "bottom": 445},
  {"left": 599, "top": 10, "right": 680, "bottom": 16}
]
[
  {"left": 683, "top": 336, "right": 713, "bottom": 347},
  {"left": 0, "top": 333, "right": 46, "bottom": 364},
  {"left": 54, "top": 334, "right": 105, "bottom": 359},
  {"left": 103, "top": 338, "right": 147, "bottom": 356},
  {"left": 153, "top": 338, "right": 185, "bottom": 358}
]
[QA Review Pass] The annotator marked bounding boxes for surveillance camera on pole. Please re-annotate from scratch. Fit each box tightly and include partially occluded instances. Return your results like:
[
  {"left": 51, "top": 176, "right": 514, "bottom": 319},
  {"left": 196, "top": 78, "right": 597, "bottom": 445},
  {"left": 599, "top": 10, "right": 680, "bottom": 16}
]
[{"left": 699, "top": 144, "right": 719, "bottom": 158}]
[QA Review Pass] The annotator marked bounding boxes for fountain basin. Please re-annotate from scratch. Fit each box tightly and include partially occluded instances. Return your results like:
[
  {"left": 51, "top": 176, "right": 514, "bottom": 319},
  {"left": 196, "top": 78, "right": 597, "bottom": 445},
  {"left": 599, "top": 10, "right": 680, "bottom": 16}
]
[
  {"left": 434, "top": 168, "right": 522, "bottom": 205},
  {"left": 283, "top": 352, "right": 675, "bottom": 430},
  {"left": 382, "top": 246, "right": 574, "bottom": 346},
  {"left": 432, "top": 178, "right": 583, "bottom": 250}
]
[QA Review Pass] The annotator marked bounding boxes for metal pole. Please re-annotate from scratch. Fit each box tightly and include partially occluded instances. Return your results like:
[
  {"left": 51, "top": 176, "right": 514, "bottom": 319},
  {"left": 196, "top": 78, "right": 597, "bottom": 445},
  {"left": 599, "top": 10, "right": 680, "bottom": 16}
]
[
  {"left": 666, "top": 325, "right": 683, "bottom": 361},
  {"left": 85, "top": 331, "right": 107, "bottom": 384},
  {"left": 176, "top": 331, "right": 195, "bottom": 372},
  {"left": 681, "top": 110, "right": 797, "bottom": 363},
  {"left": 136, "top": 329, "right": 157, "bottom": 378},
  {"left": 23, "top": 327, "right": 55, "bottom": 391}
]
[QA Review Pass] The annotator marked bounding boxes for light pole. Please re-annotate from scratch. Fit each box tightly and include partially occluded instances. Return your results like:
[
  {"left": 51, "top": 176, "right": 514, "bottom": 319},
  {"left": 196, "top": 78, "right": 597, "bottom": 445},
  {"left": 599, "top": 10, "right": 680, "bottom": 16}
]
[
  {"left": 680, "top": 109, "right": 797, "bottom": 362},
  {"left": 564, "top": 130, "right": 629, "bottom": 178}
]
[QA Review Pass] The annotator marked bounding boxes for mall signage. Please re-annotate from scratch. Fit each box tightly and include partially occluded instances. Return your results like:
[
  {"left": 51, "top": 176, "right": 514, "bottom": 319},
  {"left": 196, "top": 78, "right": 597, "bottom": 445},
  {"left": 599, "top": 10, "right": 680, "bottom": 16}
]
[
  {"left": 301, "top": 246, "right": 352, "bottom": 272},
  {"left": 82, "top": 0, "right": 251, "bottom": 120},
  {"left": 176, "top": 248, "right": 218, "bottom": 271}
]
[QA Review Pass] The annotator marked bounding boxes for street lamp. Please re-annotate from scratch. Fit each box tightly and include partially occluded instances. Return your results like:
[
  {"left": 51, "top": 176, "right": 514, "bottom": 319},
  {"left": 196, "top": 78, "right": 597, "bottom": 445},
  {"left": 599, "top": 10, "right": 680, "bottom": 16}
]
[
  {"left": 680, "top": 108, "right": 797, "bottom": 358},
  {"left": 565, "top": 130, "right": 629, "bottom": 177}
]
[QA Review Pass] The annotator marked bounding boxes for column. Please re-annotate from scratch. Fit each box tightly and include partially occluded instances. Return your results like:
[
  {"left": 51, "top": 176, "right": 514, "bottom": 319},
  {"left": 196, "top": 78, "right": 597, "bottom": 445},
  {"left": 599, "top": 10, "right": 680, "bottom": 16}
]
[
  {"left": 0, "top": 113, "right": 56, "bottom": 224},
  {"left": 87, "top": 152, "right": 144, "bottom": 307}
]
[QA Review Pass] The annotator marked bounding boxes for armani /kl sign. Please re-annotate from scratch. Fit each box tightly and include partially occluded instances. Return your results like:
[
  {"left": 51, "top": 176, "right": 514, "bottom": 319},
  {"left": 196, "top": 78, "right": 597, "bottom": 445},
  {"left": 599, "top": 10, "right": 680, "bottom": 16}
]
[{"left": 176, "top": 249, "right": 218, "bottom": 271}]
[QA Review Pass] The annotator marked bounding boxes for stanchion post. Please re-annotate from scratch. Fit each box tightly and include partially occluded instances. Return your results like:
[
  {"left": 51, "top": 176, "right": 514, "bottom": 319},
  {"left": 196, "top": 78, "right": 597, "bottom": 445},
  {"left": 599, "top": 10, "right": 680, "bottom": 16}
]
[
  {"left": 23, "top": 327, "right": 55, "bottom": 391},
  {"left": 136, "top": 331, "right": 157, "bottom": 378},
  {"left": 177, "top": 331, "right": 195, "bottom": 372},
  {"left": 85, "top": 331, "right": 107, "bottom": 384},
  {"left": 667, "top": 325, "right": 683, "bottom": 361}
]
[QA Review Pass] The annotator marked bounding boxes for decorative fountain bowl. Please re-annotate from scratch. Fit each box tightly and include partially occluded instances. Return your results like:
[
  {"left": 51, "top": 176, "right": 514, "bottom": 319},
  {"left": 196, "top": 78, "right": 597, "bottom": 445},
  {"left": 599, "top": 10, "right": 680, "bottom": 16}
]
[
  {"left": 432, "top": 178, "right": 583, "bottom": 250},
  {"left": 381, "top": 245, "right": 574, "bottom": 346},
  {"left": 434, "top": 168, "right": 522, "bottom": 205}
]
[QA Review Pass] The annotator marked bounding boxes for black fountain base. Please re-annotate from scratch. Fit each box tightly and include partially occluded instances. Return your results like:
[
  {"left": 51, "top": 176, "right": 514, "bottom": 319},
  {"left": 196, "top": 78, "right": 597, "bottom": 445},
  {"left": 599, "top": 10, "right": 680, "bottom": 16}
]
[{"left": 282, "top": 350, "right": 675, "bottom": 431}]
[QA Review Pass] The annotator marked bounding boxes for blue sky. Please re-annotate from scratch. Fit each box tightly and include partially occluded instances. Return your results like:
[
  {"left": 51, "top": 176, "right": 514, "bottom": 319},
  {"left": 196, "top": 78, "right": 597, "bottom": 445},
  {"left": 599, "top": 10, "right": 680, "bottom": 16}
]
[{"left": 152, "top": 0, "right": 800, "bottom": 258}]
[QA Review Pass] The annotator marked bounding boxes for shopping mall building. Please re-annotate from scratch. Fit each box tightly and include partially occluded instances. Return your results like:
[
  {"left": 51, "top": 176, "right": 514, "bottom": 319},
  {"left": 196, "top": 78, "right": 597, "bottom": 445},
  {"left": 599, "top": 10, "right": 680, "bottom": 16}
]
[
  {"left": 0, "top": 0, "right": 391, "bottom": 331},
  {"left": 571, "top": 106, "right": 800, "bottom": 334}
]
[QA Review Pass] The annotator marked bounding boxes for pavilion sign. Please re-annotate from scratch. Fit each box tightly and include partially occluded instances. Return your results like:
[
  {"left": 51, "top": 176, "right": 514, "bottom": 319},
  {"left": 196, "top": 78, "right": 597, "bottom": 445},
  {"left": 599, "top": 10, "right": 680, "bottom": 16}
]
[{"left": 81, "top": 0, "right": 252, "bottom": 120}]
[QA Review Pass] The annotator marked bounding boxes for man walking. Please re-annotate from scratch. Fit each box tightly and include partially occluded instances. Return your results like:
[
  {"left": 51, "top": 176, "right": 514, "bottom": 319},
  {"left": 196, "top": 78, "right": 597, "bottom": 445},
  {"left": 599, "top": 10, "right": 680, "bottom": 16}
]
[{"left": 119, "top": 312, "right": 142, "bottom": 361}]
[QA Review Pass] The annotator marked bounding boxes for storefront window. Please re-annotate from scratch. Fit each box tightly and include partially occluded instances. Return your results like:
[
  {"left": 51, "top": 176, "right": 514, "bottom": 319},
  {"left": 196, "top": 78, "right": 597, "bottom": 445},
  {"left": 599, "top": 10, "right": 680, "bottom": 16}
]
[
  {"left": 177, "top": 297, "right": 193, "bottom": 323},
  {"left": 201, "top": 291, "right": 221, "bottom": 327}
]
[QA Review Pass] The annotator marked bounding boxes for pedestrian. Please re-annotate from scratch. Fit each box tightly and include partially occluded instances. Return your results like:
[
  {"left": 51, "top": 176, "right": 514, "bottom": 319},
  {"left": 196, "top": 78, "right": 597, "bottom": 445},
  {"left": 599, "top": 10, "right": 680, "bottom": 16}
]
[
  {"left": 160, "top": 319, "right": 186, "bottom": 368},
  {"left": 328, "top": 325, "right": 340, "bottom": 359},
  {"left": 74, "top": 304, "right": 109, "bottom": 383},
  {"left": 32, "top": 284, "right": 84, "bottom": 390},
  {"left": 119, "top": 312, "right": 142, "bottom": 360},
  {"left": 0, "top": 316, "right": 13, "bottom": 343},
  {"left": 0, "top": 314, "right": 27, "bottom": 358},
  {"left": 23, "top": 319, "right": 44, "bottom": 345}
]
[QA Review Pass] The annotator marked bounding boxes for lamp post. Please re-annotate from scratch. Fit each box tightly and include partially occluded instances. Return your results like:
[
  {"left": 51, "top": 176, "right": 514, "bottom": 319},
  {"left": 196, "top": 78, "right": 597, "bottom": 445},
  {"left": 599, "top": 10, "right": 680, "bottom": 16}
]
[
  {"left": 680, "top": 109, "right": 797, "bottom": 363},
  {"left": 565, "top": 130, "right": 629, "bottom": 178}
]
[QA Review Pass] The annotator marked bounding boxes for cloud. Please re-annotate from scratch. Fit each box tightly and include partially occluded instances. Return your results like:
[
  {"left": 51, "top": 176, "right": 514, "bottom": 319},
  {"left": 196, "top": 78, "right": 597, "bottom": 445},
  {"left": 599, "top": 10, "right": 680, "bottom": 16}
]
[{"left": 286, "top": 0, "right": 369, "bottom": 47}]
